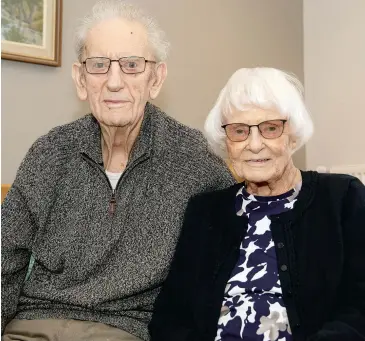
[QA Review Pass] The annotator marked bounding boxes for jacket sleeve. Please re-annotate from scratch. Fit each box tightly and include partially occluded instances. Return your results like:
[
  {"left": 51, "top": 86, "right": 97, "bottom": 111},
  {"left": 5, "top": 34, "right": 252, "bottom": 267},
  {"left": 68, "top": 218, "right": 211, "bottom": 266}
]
[
  {"left": 1, "top": 186, "right": 36, "bottom": 332},
  {"left": 1, "top": 140, "right": 46, "bottom": 333},
  {"left": 308, "top": 178, "right": 365, "bottom": 341},
  {"left": 149, "top": 196, "right": 205, "bottom": 341}
]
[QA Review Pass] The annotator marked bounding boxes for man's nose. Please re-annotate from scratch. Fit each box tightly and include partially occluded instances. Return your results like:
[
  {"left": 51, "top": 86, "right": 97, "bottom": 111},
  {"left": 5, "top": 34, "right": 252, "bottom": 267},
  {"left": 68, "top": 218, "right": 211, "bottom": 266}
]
[{"left": 107, "top": 61, "right": 126, "bottom": 91}]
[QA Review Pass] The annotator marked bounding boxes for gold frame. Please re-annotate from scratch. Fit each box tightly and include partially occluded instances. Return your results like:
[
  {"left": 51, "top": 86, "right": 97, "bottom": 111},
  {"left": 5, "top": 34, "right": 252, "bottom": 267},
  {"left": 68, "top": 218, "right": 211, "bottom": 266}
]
[{"left": 1, "top": 0, "right": 62, "bottom": 67}]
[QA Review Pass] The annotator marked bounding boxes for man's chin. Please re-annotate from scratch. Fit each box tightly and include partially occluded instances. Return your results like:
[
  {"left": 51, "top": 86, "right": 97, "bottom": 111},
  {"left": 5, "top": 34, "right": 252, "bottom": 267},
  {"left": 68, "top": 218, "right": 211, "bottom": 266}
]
[{"left": 97, "top": 111, "right": 132, "bottom": 127}]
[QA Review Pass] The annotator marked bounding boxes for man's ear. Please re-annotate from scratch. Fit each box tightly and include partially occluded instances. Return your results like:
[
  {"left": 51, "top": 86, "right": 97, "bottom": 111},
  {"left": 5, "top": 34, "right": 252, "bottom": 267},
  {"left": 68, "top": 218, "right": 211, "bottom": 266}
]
[
  {"left": 72, "top": 62, "right": 88, "bottom": 101},
  {"left": 149, "top": 62, "right": 167, "bottom": 100}
]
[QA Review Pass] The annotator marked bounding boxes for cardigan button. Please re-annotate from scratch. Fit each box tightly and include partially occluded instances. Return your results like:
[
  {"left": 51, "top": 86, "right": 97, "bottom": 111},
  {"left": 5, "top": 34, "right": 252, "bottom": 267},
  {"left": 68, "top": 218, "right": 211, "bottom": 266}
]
[
  {"left": 277, "top": 242, "right": 284, "bottom": 249},
  {"left": 280, "top": 264, "right": 288, "bottom": 271}
]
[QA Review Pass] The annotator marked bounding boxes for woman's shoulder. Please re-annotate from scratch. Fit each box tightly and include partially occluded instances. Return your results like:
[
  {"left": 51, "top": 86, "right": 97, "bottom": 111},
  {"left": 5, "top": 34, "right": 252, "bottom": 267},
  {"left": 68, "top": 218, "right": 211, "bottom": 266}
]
[
  {"left": 303, "top": 170, "right": 365, "bottom": 203},
  {"left": 315, "top": 171, "right": 364, "bottom": 191}
]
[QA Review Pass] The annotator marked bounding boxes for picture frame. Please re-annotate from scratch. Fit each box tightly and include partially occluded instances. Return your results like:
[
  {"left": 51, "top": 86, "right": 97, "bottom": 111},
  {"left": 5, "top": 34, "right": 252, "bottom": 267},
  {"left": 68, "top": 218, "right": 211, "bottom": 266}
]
[{"left": 1, "top": 0, "right": 62, "bottom": 67}]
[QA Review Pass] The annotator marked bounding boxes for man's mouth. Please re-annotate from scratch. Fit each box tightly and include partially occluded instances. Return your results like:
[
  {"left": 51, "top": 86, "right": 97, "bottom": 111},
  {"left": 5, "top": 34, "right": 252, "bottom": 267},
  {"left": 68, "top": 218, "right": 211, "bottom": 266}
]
[{"left": 104, "top": 100, "right": 128, "bottom": 108}]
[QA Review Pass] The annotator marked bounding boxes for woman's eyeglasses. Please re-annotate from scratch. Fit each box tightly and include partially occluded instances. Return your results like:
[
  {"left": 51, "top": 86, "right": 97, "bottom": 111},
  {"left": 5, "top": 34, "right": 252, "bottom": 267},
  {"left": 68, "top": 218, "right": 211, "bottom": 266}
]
[{"left": 221, "top": 119, "right": 287, "bottom": 142}]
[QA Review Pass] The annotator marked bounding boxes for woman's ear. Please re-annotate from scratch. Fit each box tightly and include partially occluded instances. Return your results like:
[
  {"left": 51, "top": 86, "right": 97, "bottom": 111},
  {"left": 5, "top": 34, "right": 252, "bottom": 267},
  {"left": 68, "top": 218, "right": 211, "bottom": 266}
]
[
  {"left": 72, "top": 62, "right": 88, "bottom": 101},
  {"left": 149, "top": 62, "right": 167, "bottom": 100},
  {"left": 289, "top": 136, "right": 298, "bottom": 154}
]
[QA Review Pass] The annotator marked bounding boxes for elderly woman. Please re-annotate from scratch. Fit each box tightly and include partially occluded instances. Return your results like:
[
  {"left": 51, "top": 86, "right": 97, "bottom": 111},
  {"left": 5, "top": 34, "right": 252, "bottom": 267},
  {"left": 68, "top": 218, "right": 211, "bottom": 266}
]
[{"left": 149, "top": 68, "right": 365, "bottom": 341}]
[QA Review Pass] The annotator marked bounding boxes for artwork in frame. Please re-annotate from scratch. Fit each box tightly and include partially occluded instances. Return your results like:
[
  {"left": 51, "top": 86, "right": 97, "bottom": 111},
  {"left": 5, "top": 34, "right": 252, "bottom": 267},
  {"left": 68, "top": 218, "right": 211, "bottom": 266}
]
[{"left": 1, "top": 0, "right": 62, "bottom": 67}]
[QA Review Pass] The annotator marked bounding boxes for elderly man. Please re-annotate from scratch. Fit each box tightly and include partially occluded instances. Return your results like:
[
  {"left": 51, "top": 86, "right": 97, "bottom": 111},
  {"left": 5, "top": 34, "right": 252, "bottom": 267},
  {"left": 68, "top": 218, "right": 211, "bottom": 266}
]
[{"left": 1, "top": 1, "right": 234, "bottom": 340}]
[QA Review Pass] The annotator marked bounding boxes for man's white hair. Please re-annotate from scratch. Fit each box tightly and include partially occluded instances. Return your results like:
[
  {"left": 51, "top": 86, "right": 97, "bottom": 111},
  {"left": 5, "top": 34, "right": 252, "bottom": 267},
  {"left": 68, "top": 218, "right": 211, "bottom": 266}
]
[
  {"left": 204, "top": 67, "right": 314, "bottom": 157},
  {"left": 74, "top": 0, "right": 170, "bottom": 62}
]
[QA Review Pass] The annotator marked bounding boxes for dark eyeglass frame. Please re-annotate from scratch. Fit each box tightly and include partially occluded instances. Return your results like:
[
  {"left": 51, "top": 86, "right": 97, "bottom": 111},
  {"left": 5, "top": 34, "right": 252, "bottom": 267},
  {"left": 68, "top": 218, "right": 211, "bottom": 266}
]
[
  {"left": 221, "top": 119, "right": 288, "bottom": 142},
  {"left": 82, "top": 56, "right": 157, "bottom": 74}
]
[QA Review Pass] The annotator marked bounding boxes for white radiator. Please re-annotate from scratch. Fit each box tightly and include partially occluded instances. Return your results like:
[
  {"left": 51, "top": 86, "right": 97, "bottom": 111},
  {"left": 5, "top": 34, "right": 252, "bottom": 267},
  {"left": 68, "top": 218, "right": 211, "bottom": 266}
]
[{"left": 317, "top": 164, "right": 365, "bottom": 184}]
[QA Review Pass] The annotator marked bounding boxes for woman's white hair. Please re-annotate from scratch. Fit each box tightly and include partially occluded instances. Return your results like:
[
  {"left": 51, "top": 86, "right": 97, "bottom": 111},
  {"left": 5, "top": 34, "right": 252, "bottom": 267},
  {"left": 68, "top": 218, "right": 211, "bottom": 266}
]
[
  {"left": 74, "top": 0, "right": 170, "bottom": 62},
  {"left": 204, "top": 67, "right": 314, "bottom": 157}
]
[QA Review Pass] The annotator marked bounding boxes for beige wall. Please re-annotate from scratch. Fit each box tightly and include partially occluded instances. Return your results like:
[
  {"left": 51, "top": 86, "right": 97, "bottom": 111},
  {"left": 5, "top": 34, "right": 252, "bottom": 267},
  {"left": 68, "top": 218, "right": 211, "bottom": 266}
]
[
  {"left": 2, "top": 0, "right": 305, "bottom": 184},
  {"left": 304, "top": 0, "right": 365, "bottom": 170}
]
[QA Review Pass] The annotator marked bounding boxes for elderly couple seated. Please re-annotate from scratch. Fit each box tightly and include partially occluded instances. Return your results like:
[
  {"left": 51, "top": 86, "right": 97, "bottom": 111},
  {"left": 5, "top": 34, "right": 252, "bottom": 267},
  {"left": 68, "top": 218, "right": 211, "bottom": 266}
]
[{"left": 2, "top": 1, "right": 365, "bottom": 341}]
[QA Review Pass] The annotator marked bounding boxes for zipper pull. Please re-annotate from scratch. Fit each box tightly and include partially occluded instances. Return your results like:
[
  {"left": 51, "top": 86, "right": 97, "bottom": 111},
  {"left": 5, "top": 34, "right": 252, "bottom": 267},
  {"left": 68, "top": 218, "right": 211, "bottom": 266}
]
[{"left": 109, "top": 190, "right": 116, "bottom": 215}]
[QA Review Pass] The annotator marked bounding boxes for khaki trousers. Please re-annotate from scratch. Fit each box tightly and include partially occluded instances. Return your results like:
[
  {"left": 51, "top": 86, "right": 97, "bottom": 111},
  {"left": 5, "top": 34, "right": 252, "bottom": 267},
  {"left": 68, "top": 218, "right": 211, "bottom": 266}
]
[{"left": 3, "top": 319, "right": 143, "bottom": 341}]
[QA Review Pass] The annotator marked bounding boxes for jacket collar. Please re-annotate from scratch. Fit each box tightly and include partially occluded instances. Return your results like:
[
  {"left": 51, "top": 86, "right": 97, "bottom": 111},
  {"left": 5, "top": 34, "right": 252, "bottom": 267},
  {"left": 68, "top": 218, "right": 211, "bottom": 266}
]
[
  {"left": 272, "top": 170, "right": 318, "bottom": 223},
  {"left": 212, "top": 183, "right": 248, "bottom": 245},
  {"left": 78, "top": 102, "right": 155, "bottom": 166}
]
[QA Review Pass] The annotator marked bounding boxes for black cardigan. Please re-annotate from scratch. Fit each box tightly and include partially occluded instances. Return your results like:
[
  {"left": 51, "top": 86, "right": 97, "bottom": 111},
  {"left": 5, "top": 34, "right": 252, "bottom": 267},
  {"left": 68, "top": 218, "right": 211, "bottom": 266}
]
[{"left": 149, "top": 171, "right": 365, "bottom": 341}]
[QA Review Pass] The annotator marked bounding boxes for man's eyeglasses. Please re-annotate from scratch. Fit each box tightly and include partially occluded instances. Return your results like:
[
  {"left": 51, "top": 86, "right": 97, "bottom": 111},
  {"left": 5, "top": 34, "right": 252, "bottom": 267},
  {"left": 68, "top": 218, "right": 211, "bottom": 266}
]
[
  {"left": 221, "top": 119, "right": 287, "bottom": 142},
  {"left": 82, "top": 56, "right": 157, "bottom": 74}
]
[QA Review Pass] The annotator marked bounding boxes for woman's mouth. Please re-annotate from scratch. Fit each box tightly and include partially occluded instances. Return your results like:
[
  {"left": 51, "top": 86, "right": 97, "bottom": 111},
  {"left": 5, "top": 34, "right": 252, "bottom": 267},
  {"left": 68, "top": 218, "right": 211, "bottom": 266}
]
[{"left": 245, "top": 158, "right": 271, "bottom": 165}]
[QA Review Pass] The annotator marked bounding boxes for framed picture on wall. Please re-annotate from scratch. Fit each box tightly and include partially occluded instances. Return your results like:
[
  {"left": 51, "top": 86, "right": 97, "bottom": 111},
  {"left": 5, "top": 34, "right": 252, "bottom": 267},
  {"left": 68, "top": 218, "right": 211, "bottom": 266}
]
[{"left": 1, "top": 0, "right": 62, "bottom": 67}]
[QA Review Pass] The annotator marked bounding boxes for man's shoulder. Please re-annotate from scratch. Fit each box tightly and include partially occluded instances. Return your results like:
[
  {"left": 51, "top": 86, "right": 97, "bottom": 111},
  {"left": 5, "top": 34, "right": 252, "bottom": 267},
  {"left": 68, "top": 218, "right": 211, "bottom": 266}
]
[
  {"left": 187, "top": 182, "right": 243, "bottom": 212},
  {"left": 13, "top": 116, "right": 94, "bottom": 192},
  {"left": 151, "top": 106, "right": 218, "bottom": 163},
  {"left": 152, "top": 105, "right": 232, "bottom": 173},
  {"left": 193, "top": 181, "right": 242, "bottom": 200},
  {"left": 150, "top": 105, "right": 235, "bottom": 188},
  {"left": 30, "top": 115, "right": 93, "bottom": 153},
  {"left": 151, "top": 106, "right": 206, "bottom": 146},
  {"left": 44, "top": 114, "right": 93, "bottom": 142}
]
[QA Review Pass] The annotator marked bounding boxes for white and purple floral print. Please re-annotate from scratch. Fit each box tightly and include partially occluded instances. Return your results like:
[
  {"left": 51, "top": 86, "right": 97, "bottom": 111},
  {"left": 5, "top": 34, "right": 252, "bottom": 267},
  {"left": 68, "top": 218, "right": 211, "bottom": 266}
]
[{"left": 215, "top": 184, "right": 300, "bottom": 341}]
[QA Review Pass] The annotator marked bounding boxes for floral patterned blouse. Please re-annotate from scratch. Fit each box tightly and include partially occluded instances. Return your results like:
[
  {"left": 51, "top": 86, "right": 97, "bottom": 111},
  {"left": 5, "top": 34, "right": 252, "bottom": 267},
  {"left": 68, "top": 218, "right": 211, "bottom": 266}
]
[{"left": 215, "top": 184, "right": 300, "bottom": 341}]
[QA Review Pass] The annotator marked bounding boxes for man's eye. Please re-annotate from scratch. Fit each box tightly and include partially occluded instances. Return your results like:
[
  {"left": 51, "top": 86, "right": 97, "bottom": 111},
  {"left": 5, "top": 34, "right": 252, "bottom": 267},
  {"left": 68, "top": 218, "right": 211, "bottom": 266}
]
[
  {"left": 95, "top": 62, "right": 106, "bottom": 68},
  {"left": 126, "top": 62, "right": 137, "bottom": 68}
]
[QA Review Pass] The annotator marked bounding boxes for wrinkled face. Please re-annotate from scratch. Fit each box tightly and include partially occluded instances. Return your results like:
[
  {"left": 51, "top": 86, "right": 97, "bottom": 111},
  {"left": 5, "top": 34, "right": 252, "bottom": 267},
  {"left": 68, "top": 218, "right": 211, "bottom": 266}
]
[
  {"left": 72, "top": 18, "right": 166, "bottom": 127},
  {"left": 224, "top": 106, "right": 297, "bottom": 183}
]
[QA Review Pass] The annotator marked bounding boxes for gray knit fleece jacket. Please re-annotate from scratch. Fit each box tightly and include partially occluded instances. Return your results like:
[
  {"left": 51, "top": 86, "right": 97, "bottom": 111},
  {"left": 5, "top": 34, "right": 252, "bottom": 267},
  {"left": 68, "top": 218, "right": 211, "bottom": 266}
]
[{"left": 1, "top": 103, "right": 235, "bottom": 339}]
